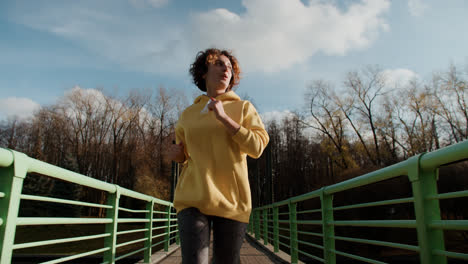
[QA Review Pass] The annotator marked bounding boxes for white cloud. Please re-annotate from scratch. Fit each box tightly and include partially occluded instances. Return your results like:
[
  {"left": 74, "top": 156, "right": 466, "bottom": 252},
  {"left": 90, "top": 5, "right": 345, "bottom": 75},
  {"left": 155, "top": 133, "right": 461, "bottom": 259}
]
[
  {"left": 11, "top": 0, "right": 390, "bottom": 74},
  {"left": 62, "top": 86, "right": 154, "bottom": 126},
  {"left": 408, "top": 0, "right": 428, "bottom": 17},
  {"left": 0, "top": 97, "right": 41, "bottom": 120},
  {"left": 129, "top": 0, "right": 170, "bottom": 8},
  {"left": 148, "top": 0, "right": 169, "bottom": 8},
  {"left": 189, "top": 0, "right": 390, "bottom": 72},
  {"left": 63, "top": 86, "right": 109, "bottom": 108},
  {"left": 261, "top": 110, "right": 296, "bottom": 125},
  {"left": 382, "top": 68, "right": 419, "bottom": 89},
  {"left": 13, "top": 5, "right": 187, "bottom": 75}
]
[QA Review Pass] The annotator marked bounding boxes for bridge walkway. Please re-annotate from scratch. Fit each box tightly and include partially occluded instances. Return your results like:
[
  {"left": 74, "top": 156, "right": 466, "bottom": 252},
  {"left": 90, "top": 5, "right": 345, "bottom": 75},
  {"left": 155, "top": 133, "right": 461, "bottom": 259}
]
[{"left": 147, "top": 233, "right": 290, "bottom": 264}]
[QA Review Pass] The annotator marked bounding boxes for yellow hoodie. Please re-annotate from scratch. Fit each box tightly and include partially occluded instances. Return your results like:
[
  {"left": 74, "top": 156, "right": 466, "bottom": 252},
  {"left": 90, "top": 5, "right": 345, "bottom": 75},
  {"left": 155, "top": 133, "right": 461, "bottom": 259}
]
[{"left": 173, "top": 91, "right": 269, "bottom": 223}]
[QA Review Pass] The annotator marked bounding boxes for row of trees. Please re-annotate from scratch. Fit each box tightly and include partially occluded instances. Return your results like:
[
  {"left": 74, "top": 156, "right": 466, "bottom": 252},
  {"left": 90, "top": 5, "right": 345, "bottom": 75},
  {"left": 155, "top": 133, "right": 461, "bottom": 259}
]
[
  {"left": 250, "top": 63, "right": 468, "bottom": 207},
  {"left": 1, "top": 63, "right": 467, "bottom": 215},
  {"left": 247, "top": 63, "right": 468, "bottom": 261},
  {"left": 304, "top": 64, "right": 467, "bottom": 166},
  {"left": 2, "top": 62, "right": 465, "bottom": 262},
  {"left": 1, "top": 86, "right": 187, "bottom": 216}
]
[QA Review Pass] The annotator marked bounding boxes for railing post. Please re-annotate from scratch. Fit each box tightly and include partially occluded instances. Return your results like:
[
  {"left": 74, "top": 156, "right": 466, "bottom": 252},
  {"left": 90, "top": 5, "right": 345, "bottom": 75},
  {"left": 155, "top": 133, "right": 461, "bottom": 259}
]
[
  {"left": 253, "top": 210, "right": 260, "bottom": 240},
  {"left": 273, "top": 206, "right": 279, "bottom": 253},
  {"left": 170, "top": 162, "right": 179, "bottom": 204},
  {"left": 103, "top": 185, "right": 120, "bottom": 264},
  {"left": 289, "top": 202, "right": 298, "bottom": 264},
  {"left": 250, "top": 211, "right": 254, "bottom": 234},
  {"left": 263, "top": 208, "right": 268, "bottom": 245},
  {"left": 408, "top": 154, "right": 447, "bottom": 264},
  {"left": 0, "top": 151, "right": 28, "bottom": 264},
  {"left": 164, "top": 205, "right": 172, "bottom": 251},
  {"left": 321, "top": 190, "right": 336, "bottom": 264},
  {"left": 143, "top": 200, "right": 154, "bottom": 263},
  {"left": 175, "top": 208, "right": 180, "bottom": 245},
  {"left": 266, "top": 144, "right": 273, "bottom": 205},
  {"left": 248, "top": 212, "right": 252, "bottom": 234},
  {"left": 255, "top": 210, "right": 261, "bottom": 240}
]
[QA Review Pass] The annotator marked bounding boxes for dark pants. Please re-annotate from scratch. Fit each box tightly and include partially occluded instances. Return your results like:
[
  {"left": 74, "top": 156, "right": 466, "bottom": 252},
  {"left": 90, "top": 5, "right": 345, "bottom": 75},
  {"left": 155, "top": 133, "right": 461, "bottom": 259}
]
[{"left": 176, "top": 207, "right": 248, "bottom": 264}]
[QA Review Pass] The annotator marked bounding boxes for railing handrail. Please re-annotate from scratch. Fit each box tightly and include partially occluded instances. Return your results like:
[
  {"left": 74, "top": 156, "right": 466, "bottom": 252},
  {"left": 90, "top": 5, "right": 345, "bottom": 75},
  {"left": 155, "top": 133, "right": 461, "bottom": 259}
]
[
  {"left": 249, "top": 140, "right": 468, "bottom": 264},
  {"left": 0, "top": 147, "right": 179, "bottom": 264},
  {"left": 0, "top": 148, "right": 171, "bottom": 206},
  {"left": 0, "top": 148, "right": 13, "bottom": 167},
  {"left": 256, "top": 140, "right": 468, "bottom": 211}
]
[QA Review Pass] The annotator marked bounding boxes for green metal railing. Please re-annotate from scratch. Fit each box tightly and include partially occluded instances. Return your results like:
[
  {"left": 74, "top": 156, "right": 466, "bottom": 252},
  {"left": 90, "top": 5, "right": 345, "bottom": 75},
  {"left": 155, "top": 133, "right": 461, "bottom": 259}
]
[
  {"left": 248, "top": 140, "right": 468, "bottom": 264},
  {"left": 0, "top": 148, "right": 179, "bottom": 264}
]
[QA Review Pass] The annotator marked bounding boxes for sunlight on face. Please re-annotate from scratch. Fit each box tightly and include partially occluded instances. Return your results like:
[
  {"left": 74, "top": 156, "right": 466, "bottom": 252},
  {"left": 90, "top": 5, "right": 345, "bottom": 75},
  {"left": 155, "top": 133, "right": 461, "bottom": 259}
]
[{"left": 204, "top": 54, "right": 233, "bottom": 93}]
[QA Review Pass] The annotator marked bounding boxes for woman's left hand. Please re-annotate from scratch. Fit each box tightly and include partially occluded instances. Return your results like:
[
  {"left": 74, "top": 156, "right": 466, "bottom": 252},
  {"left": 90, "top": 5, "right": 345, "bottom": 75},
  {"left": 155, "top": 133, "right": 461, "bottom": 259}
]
[
  {"left": 207, "top": 97, "right": 241, "bottom": 135},
  {"left": 207, "top": 97, "right": 227, "bottom": 121}
]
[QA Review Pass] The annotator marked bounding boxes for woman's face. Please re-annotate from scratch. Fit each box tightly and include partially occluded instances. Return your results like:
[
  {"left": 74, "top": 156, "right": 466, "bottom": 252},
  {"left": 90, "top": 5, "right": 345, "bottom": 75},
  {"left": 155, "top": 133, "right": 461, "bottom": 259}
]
[{"left": 204, "top": 54, "right": 233, "bottom": 93}]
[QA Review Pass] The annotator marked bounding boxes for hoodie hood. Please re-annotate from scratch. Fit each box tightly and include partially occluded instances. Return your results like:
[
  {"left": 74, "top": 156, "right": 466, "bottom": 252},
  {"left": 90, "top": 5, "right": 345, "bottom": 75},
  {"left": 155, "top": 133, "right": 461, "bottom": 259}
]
[{"left": 193, "top": 90, "right": 241, "bottom": 104}]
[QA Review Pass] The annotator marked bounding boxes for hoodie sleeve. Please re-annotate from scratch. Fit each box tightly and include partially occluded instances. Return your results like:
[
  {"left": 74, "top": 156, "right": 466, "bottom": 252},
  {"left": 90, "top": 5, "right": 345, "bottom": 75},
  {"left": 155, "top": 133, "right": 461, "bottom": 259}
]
[
  {"left": 232, "top": 101, "right": 269, "bottom": 159},
  {"left": 175, "top": 120, "right": 189, "bottom": 164}
]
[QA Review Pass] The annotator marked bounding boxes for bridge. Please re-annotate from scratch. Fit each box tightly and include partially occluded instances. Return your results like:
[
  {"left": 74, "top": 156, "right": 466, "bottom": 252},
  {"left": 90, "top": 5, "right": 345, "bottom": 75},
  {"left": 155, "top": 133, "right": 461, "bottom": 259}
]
[
  {"left": 150, "top": 232, "right": 291, "bottom": 263},
  {"left": 1, "top": 141, "right": 468, "bottom": 263}
]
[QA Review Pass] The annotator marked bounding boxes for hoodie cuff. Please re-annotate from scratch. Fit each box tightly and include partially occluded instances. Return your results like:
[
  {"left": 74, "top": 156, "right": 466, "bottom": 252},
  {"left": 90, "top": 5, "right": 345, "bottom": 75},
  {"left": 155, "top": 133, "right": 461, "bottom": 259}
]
[{"left": 232, "top": 126, "right": 249, "bottom": 144}]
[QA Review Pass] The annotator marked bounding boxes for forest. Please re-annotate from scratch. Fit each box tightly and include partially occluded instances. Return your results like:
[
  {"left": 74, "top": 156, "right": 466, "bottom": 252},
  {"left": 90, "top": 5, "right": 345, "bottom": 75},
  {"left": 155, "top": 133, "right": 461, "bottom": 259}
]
[
  {"left": 1, "top": 63, "right": 467, "bottom": 218},
  {"left": 251, "top": 63, "right": 468, "bottom": 208}
]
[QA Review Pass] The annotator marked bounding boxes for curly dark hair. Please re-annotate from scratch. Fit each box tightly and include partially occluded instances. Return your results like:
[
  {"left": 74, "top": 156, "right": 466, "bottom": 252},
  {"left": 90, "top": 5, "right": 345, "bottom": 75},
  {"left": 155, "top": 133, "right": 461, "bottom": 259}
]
[{"left": 189, "top": 48, "right": 241, "bottom": 92}]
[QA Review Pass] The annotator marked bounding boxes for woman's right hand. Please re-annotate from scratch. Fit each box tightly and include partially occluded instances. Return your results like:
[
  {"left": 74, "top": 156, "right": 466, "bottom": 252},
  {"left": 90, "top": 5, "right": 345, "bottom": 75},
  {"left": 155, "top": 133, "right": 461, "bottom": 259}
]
[{"left": 167, "top": 142, "right": 186, "bottom": 163}]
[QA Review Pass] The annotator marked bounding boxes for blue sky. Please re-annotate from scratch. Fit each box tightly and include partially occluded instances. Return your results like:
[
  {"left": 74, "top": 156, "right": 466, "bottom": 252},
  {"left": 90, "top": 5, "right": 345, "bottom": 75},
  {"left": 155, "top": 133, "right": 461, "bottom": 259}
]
[{"left": 1, "top": 0, "right": 467, "bottom": 120}]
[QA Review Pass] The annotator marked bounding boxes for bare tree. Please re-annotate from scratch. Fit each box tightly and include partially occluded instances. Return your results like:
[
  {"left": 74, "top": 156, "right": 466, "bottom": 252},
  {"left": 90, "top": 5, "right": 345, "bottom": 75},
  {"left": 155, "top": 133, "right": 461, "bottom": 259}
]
[
  {"left": 343, "top": 66, "right": 387, "bottom": 166},
  {"left": 431, "top": 64, "right": 468, "bottom": 143},
  {"left": 145, "top": 86, "right": 186, "bottom": 178},
  {"left": 303, "top": 80, "right": 354, "bottom": 170},
  {"left": 107, "top": 90, "right": 149, "bottom": 185},
  {"left": 370, "top": 100, "right": 397, "bottom": 166}
]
